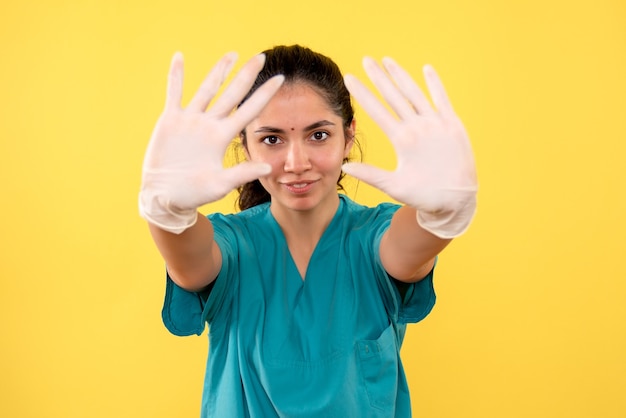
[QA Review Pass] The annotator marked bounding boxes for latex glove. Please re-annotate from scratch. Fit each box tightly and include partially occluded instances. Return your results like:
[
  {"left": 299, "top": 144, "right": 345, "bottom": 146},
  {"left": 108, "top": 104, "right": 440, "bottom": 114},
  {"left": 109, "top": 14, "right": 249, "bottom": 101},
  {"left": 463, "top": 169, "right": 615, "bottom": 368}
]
[
  {"left": 139, "top": 52, "right": 284, "bottom": 233},
  {"left": 342, "top": 57, "right": 477, "bottom": 239}
]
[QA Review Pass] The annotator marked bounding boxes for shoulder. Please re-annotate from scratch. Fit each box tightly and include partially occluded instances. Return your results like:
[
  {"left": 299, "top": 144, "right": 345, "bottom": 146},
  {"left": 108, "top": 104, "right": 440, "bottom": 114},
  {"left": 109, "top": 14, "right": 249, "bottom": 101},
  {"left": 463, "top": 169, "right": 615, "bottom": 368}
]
[
  {"left": 207, "top": 203, "right": 276, "bottom": 250},
  {"left": 208, "top": 202, "right": 271, "bottom": 229},
  {"left": 339, "top": 194, "right": 400, "bottom": 226},
  {"left": 336, "top": 195, "right": 400, "bottom": 252}
]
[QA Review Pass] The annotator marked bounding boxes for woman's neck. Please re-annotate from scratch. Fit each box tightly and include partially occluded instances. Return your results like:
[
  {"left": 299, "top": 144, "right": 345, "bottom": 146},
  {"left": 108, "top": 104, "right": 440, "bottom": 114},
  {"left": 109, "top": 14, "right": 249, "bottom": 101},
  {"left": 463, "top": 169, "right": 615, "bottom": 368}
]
[
  {"left": 270, "top": 194, "right": 340, "bottom": 247},
  {"left": 270, "top": 194, "right": 341, "bottom": 280}
]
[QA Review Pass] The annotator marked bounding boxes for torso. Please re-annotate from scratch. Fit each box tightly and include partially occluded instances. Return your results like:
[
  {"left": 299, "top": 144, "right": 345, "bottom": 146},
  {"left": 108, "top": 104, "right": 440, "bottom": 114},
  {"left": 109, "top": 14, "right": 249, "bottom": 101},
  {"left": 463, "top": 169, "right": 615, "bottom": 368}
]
[{"left": 193, "top": 195, "right": 424, "bottom": 417}]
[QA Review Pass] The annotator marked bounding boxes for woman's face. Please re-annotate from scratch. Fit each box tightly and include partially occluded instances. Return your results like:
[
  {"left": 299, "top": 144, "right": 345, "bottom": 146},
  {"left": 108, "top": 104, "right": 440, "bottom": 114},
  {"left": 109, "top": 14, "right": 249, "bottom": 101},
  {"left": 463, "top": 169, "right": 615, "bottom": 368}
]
[{"left": 244, "top": 82, "right": 354, "bottom": 215}]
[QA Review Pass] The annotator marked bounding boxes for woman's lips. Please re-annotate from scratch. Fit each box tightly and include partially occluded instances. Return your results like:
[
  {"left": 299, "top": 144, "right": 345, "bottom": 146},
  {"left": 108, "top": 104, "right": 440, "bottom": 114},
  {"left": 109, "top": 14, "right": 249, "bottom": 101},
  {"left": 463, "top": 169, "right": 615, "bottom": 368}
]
[{"left": 282, "top": 181, "right": 316, "bottom": 194}]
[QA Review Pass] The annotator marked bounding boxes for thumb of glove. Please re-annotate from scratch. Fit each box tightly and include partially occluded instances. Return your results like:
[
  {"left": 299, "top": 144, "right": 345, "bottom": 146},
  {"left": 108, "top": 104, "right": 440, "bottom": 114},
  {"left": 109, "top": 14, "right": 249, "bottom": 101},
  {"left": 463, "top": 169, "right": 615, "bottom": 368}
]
[{"left": 342, "top": 162, "right": 392, "bottom": 191}]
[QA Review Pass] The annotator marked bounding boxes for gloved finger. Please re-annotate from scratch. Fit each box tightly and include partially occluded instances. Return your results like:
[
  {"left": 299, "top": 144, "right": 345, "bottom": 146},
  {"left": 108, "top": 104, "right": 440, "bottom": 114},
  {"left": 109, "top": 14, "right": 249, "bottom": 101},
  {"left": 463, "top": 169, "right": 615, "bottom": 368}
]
[
  {"left": 219, "top": 162, "right": 272, "bottom": 191},
  {"left": 381, "top": 57, "right": 434, "bottom": 116},
  {"left": 228, "top": 74, "right": 285, "bottom": 130},
  {"left": 343, "top": 74, "right": 397, "bottom": 137},
  {"left": 342, "top": 162, "right": 393, "bottom": 191},
  {"left": 187, "top": 52, "right": 238, "bottom": 112},
  {"left": 362, "top": 57, "right": 417, "bottom": 121},
  {"left": 209, "top": 54, "right": 267, "bottom": 117},
  {"left": 165, "top": 52, "right": 184, "bottom": 111},
  {"left": 423, "top": 65, "right": 455, "bottom": 116}
]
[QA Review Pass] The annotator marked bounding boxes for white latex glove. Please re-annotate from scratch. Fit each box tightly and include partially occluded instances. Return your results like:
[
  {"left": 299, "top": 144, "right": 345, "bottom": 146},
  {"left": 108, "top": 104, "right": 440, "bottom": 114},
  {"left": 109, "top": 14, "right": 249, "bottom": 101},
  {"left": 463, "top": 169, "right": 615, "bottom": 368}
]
[
  {"left": 139, "top": 52, "right": 284, "bottom": 233},
  {"left": 342, "top": 57, "right": 477, "bottom": 239}
]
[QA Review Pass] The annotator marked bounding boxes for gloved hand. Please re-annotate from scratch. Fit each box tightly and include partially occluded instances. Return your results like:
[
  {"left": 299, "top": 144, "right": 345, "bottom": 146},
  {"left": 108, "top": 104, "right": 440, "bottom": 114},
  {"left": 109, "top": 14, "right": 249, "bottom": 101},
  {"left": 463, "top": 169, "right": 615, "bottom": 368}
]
[
  {"left": 139, "top": 52, "right": 284, "bottom": 233},
  {"left": 342, "top": 57, "right": 477, "bottom": 239}
]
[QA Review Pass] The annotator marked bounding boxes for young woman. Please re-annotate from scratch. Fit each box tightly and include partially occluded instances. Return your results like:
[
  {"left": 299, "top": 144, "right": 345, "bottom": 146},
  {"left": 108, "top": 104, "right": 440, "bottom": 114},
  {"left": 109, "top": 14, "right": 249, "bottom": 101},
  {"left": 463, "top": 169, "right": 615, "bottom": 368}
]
[{"left": 140, "top": 45, "right": 477, "bottom": 417}]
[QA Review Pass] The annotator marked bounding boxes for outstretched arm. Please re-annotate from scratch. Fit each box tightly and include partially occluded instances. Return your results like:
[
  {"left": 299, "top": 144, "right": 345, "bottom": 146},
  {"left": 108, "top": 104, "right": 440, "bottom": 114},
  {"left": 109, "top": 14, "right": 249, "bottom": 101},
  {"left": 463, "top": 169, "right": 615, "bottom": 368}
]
[
  {"left": 139, "top": 52, "right": 284, "bottom": 291},
  {"left": 343, "top": 57, "right": 477, "bottom": 283}
]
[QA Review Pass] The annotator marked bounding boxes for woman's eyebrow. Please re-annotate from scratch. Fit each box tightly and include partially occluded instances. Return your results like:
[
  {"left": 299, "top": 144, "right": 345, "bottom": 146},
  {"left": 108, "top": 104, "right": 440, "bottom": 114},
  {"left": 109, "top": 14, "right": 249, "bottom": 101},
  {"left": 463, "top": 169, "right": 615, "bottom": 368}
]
[
  {"left": 303, "top": 120, "right": 335, "bottom": 131},
  {"left": 254, "top": 126, "right": 284, "bottom": 134},
  {"left": 254, "top": 120, "right": 336, "bottom": 134}
]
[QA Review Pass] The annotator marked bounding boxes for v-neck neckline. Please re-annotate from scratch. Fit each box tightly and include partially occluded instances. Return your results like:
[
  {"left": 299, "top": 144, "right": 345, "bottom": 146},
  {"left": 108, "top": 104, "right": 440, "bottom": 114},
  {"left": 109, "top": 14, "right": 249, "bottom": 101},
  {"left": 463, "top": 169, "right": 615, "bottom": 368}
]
[{"left": 268, "top": 196, "right": 345, "bottom": 283}]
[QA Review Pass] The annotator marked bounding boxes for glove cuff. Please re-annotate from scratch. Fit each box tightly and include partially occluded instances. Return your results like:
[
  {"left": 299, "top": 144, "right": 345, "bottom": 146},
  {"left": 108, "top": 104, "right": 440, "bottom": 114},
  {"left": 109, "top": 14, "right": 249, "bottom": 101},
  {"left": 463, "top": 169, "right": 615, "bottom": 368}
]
[
  {"left": 416, "top": 189, "right": 477, "bottom": 239},
  {"left": 138, "top": 190, "right": 198, "bottom": 234}
]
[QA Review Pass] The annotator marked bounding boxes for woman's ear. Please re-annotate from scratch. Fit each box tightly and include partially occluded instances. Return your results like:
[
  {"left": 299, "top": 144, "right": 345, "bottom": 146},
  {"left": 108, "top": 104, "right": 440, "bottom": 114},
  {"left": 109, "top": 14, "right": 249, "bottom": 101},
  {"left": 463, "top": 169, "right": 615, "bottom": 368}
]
[{"left": 344, "top": 119, "right": 356, "bottom": 157}]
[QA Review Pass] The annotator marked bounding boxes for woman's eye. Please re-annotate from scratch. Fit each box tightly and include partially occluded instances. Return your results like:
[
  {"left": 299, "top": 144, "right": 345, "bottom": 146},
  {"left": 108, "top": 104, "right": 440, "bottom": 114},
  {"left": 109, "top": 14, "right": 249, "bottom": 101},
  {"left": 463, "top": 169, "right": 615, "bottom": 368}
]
[
  {"left": 262, "top": 135, "right": 282, "bottom": 145},
  {"left": 311, "top": 131, "right": 329, "bottom": 141}
]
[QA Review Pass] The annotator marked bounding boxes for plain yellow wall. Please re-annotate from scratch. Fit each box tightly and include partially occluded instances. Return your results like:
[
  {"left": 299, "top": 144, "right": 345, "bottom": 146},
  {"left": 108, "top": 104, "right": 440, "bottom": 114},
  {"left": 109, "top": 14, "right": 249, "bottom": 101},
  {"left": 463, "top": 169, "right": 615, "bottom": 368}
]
[{"left": 2, "top": 0, "right": 625, "bottom": 417}]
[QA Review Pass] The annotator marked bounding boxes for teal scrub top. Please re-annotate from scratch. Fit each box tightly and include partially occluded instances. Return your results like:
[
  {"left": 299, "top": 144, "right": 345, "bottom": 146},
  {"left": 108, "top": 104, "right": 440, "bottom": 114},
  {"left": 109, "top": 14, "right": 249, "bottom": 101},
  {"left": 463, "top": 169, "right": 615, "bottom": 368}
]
[{"left": 162, "top": 195, "right": 436, "bottom": 417}]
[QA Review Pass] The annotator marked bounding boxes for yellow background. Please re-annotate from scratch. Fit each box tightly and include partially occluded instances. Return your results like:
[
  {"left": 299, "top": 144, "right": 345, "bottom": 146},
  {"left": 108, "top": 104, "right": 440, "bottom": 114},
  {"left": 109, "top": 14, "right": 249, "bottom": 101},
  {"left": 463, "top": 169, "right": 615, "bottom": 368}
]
[{"left": 2, "top": 0, "right": 625, "bottom": 417}]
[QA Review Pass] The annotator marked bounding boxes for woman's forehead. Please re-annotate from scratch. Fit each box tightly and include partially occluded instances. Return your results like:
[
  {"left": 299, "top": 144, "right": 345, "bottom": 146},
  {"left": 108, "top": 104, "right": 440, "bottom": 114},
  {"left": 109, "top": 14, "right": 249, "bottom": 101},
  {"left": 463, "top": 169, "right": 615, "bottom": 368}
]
[{"left": 251, "top": 83, "right": 339, "bottom": 125}]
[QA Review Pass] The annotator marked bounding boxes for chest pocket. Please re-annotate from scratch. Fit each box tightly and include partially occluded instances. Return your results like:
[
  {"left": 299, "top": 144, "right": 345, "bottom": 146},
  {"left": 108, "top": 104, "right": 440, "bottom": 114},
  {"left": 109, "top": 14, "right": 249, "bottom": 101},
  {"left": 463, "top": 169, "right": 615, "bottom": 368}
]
[{"left": 356, "top": 323, "right": 400, "bottom": 411}]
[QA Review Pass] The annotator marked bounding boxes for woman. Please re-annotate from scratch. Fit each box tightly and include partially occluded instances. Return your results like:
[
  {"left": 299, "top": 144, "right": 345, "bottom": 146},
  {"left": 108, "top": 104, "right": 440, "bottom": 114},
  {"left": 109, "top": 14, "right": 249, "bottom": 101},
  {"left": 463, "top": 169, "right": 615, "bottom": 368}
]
[{"left": 140, "top": 45, "right": 477, "bottom": 417}]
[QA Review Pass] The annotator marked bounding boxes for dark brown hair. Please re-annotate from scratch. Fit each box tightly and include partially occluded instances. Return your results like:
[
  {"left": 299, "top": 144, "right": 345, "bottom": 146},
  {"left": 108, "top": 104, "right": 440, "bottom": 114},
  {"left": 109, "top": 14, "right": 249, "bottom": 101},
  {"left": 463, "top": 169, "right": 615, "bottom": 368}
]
[{"left": 236, "top": 45, "right": 358, "bottom": 211}]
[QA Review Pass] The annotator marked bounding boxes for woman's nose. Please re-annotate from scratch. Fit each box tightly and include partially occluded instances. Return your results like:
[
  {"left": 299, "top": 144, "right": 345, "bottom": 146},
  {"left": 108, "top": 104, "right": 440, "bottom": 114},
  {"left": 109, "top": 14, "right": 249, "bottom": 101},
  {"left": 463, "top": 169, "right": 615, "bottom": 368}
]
[{"left": 284, "top": 142, "right": 312, "bottom": 173}]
